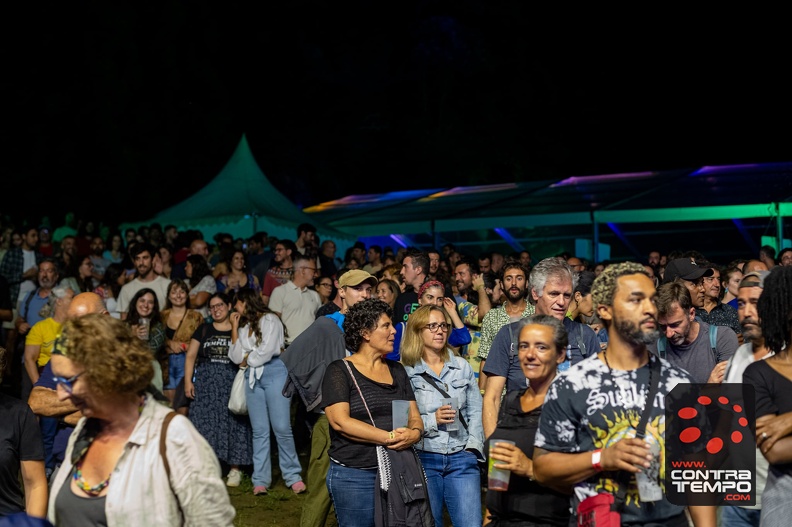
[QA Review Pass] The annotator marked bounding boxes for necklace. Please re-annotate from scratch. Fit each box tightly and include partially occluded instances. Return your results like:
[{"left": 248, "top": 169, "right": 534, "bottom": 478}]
[
  {"left": 72, "top": 397, "right": 145, "bottom": 496},
  {"left": 73, "top": 456, "right": 111, "bottom": 496},
  {"left": 602, "top": 350, "right": 654, "bottom": 416}
]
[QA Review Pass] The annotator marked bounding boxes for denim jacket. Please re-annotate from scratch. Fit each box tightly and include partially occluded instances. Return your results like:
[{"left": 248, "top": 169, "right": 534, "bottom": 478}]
[{"left": 404, "top": 355, "right": 485, "bottom": 461}]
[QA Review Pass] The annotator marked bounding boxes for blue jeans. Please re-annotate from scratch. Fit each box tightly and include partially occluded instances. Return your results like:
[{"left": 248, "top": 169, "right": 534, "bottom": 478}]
[
  {"left": 417, "top": 449, "right": 482, "bottom": 527},
  {"left": 165, "top": 352, "right": 186, "bottom": 389},
  {"left": 326, "top": 462, "right": 377, "bottom": 527},
  {"left": 720, "top": 506, "right": 760, "bottom": 527},
  {"left": 245, "top": 357, "right": 303, "bottom": 488}
]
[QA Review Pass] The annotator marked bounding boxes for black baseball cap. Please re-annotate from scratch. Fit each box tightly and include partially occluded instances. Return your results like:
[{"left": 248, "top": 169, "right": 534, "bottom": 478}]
[{"left": 662, "top": 258, "right": 714, "bottom": 284}]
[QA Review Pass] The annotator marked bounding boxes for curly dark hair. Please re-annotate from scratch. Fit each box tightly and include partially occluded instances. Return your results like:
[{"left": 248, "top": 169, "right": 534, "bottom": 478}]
[
  {"left": 343, "top": 298, "right": 393, "bottom": 352},
  {"left": 758, "top": 266, "right": 792, "bottom": 354}
]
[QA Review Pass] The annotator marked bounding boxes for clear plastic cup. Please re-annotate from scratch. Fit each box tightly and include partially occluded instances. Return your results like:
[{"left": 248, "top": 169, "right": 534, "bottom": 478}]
[
  {"left": 443, "top": 397, "right": 460, "bottom": 431},
  {"left": 138, "top": 317, "right": 150, "bottom": 340},
  {"left": 488, "top": 439, "right": 516, "bottom": 491}
]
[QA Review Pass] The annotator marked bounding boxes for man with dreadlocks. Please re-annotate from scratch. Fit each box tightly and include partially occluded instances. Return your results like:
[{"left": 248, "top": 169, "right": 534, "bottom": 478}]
[
  {"left": 744, "top": 265, "right": 792, "bottom": 527},
  {"left": 533, "top": 261, "right": 715, "bottom": 526}
]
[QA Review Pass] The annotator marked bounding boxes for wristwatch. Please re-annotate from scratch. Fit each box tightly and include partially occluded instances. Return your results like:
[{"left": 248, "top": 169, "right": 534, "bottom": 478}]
[{"left": 591, "top": 449, "right": 603, "bottom": 471}]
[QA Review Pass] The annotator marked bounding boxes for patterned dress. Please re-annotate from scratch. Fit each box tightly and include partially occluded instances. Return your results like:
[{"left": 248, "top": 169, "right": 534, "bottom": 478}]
[{"left": 188, "top": 323, "right": 253, "bottom": 466}]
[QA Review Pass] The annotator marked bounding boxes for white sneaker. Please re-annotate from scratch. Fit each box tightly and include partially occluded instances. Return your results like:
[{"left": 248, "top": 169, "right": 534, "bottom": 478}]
[{"left": 226, "top": 468, "right": 242, "bottom": 487}]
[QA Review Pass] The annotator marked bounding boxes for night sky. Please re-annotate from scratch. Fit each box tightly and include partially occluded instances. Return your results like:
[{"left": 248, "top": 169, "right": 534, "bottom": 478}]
[{"left": 4, "top": 3, "right": 789, "bottom": 231}]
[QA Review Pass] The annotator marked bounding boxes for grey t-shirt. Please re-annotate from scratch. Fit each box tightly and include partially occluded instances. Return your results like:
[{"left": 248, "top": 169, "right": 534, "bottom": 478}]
[{"left": 649, "top": 321, "right": 738, "bottom": 383}]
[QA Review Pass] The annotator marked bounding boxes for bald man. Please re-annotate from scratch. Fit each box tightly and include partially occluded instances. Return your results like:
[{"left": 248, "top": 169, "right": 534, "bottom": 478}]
[
  {"left": 67, "top": 291, "right": 109, "bottom": 318},
  {"left": 28, "top": 292, "right": 109, "bottom": 477},
  {"left": 29, "top": 293, "right": 109, "bottom": 415},
  {"left": 743, "top": 259, "right": 769, "bottom": 274}
]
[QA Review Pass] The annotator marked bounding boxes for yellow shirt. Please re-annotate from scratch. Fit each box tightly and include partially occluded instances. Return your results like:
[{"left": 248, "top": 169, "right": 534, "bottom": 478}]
[{"left": 25, "top": 318, "right": 63, "bottom": 367}]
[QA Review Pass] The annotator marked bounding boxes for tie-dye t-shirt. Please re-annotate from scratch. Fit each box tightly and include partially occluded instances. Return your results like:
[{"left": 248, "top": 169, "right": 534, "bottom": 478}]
[{"left": 534, "top": 354, "right": 692, "bottom": 524}]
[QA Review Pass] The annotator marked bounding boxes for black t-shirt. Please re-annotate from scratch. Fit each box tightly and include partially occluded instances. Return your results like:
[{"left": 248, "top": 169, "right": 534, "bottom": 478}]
[
  {"left": 393, "top": 289, "right": 419, "bottom": 325},
  {"left": 322, "top": 359, "right": 416, "bottom": 468},
  {"left": 0, "top": 393, "right": 45, "bottom": 516},
  {"left": 744, "top": 359, "right": 792, "bottom": 418},
  {"left": 486, "top": 390, "right": 571, "bottom": 525},
  {"left": 393, "top": 283, "right": 455, "bottom": 325},
  {"left": 191, "top": 323, "right": 232, "bottom": 364}
]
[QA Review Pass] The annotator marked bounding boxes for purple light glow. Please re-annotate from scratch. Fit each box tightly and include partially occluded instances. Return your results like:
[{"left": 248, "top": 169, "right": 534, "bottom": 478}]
[{"left": 551, "top": 172, "right": 656, "bottom": 187}]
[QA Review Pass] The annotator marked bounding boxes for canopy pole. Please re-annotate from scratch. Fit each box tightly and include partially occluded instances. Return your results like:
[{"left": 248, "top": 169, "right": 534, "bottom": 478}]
[
  {"left": 592, "top": 212, "right": 600, "bottom": 263},
  {"left": 776, "top": 203, "right": 784, "bottom": 251}
]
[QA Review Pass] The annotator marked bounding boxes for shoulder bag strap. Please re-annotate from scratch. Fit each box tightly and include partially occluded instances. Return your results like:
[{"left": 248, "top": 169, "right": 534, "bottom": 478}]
[
  {"left": 418, "top": 371, "right": 468, "bottom": 431},
  {"left": 574, "top": 324, "right": 587, "bottom": 359},
  {"left": 342, "top": 360, "right": 376, "bottom": 426},
  {"left": 160, "top": 412, "right": 179, "bottom": 502},
  {"left": 614, "top": 355, "right": 661, "bottom": 510}
]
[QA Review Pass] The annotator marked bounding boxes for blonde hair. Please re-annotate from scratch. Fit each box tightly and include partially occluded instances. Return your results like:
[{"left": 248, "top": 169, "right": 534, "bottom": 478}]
[{"left": 400, "top": 305, "right": 453, "bottom": 366}]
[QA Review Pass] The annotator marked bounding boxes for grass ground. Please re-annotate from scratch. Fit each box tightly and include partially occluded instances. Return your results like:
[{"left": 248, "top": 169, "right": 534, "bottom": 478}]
[
  {"left": 225, "top": 451, "right": 338, "bottom": 527},
  {"left": 225, "top": 459, "right": 481, "bottom": 527},
  {"left": 227, "top": 473, "right": 325, "bottom": 527}
]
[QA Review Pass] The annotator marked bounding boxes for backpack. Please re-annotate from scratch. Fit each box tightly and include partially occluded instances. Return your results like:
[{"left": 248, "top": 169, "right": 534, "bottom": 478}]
[{"left": 656, "top": 322, "right": 718, "bottom": 360}]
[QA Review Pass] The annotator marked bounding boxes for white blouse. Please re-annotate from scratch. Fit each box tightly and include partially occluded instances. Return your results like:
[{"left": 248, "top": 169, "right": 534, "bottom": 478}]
[{"left": 228, "top": 312, "right": 284, "bottom": 387}]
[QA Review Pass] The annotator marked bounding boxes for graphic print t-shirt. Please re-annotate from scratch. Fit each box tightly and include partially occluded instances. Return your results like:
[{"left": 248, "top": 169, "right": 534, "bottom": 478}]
[
  {"left": 534, "top": 354, "right": 692, "bottom": 524},
  {"left": 194, "top": 323, "right": 232, "bottom": 364}
]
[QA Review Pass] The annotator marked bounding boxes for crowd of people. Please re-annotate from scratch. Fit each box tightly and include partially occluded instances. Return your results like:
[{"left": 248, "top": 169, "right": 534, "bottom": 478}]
[{"left": 0, "top": 213, "right": 791, "bottom": 527}]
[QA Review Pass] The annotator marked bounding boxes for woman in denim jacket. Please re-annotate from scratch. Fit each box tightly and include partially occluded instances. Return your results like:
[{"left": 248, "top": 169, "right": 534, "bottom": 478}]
[{"left": 401, "top": 304, "right": 485, "bottom": 527}]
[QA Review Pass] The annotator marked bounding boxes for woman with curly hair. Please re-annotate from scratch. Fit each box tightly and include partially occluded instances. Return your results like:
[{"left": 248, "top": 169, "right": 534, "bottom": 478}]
[
  {"left": 745, "top": 266, "right": 792, "bottom": 527},
  {"left": 321, "top": 298, "right": 424, "bottom": 526},
  {"left": 184, "top": 291, "right": 253, "bottom": 489},
  {"left": 228, "top": 287, "right": 304, "bottom": 496},
  {"left": 47, "top": 314, "right": 234, "bottom": 525}
]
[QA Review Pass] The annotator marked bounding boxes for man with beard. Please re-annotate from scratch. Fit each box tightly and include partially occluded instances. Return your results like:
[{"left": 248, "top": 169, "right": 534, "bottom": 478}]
[
  {"left": 721, "top": 270, "right": 770, "bottom": 526},
  {"left": 533, "top": 262, "right": 715, "bottom": 527},
  {"left": 653, "top": 281, "right": 738, "bottom": 383},
  {"left": 481, "top": 257, "right": 598, "bottom": 438},
  {"left": 696, "top": 263, "right": 741, "bottom": 337},
  {"left": 452, "top": 256, "right": 492, "bottom": 379},
  {"left": 116, "top": 242, "right": 172, "bottom": 317},
  {"left": 477, "top": 258, "right": 534, "bottom": 392},
  {"left": 262, "top": 239, "right": 297, "bottom": 306}
]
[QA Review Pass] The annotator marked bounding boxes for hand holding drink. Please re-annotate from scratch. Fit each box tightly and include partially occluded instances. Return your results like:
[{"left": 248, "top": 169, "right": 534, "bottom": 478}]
[{"left": 488, "top": 439, "right": 516, "bottom": 491}]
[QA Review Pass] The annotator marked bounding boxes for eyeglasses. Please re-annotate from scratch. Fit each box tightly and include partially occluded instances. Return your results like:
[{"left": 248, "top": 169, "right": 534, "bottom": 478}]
[
  {"left": 53, "top": 372, "right": 84, "bottom": 394},
  {"left": 209, "top": 303, "right": 227, "bottom": 312},
  {"left": 423, "top": 322, "right": 451, "bottom": 333}
]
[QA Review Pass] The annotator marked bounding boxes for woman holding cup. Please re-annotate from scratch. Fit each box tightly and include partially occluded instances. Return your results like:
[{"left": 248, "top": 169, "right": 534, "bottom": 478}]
[
  {"left": 124, "top": 287, "right": 166, "bottom": 392},
  {"left": 402, "top": 304, "right": 484, "bottom": 527},
  {"left": 484, "top": 314, "right": 571, "bottom": 527}
]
